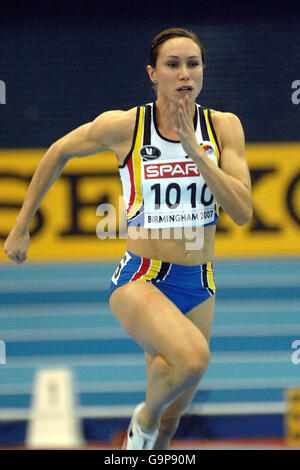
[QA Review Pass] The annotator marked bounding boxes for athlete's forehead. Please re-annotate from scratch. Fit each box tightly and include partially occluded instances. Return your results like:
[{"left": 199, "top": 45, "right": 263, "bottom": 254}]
[{"left": 157, "top": 37, "right": 202, "bottom": 60}]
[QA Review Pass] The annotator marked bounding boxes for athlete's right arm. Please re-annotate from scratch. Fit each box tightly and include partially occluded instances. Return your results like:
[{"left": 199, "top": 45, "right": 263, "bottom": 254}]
[{"left": 4, "top": 110, "right": 130, "bottom": 264}]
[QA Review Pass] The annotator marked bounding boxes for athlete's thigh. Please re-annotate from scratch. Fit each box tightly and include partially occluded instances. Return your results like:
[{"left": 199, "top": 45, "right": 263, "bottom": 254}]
[
  {"left": 109, "top": 281, "right": 207, "bottom": 365},
  {"left": 186, "top": 295, "right": 215, "bottom": 344}
]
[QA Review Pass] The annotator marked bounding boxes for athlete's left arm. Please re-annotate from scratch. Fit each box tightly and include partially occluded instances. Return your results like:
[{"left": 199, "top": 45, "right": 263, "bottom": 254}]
[
  {"left": 176, "top": 95, "right": 252, "bottom": 225},
  {"left": 205, "top": 110, "right": 253, "bottom": 225}
]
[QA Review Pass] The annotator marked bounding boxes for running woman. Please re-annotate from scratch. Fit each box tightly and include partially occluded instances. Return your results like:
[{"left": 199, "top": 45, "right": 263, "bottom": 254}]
[{"left": 4, "top": 28, "right": 252, "bottom": 450}]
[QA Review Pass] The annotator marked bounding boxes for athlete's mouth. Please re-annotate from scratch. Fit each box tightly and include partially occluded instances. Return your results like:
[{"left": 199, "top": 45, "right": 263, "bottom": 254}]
[{"left": 176, "top": 86, "right": 193, "bottom": 92}]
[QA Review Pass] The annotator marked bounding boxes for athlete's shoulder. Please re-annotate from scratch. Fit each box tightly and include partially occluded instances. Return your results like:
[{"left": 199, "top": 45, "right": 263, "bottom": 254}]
[
  {"left": 209, "top": 109, "right": 245, "bottom": 153},
  {"left": 210, "top": 109, "right": 242, "bottom": 127},
  {"left": 101, "top": 106, "right": 138, "bottom": 124},
  {"left": 89, "top": 107, "right": 139, "bottom": 146}
]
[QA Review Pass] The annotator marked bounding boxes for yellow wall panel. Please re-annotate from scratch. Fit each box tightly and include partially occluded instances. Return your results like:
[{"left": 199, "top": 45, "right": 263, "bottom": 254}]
[{"left": 1, "top": 143, "right": 300, "bottom": 262}]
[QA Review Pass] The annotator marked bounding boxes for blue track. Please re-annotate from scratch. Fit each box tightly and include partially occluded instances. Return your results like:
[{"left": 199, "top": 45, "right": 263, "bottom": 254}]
[{"left": 0, "top": 257, "right": 300, "bottom": 418}]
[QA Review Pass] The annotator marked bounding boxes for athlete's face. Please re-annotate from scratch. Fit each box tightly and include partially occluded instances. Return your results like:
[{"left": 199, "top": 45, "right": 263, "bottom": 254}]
[{"left": 147, "top": 37, "right": 204, "bottom": 103}]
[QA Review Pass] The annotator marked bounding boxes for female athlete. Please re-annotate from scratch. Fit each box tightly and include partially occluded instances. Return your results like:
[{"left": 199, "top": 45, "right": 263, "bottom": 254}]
[{"left": 4, "top": 28, "right": 252, "bottom": 450}]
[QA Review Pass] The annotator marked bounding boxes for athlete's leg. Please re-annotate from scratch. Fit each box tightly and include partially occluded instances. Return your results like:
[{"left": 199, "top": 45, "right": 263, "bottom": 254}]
[
  {"left": 109, "top": 281, "right": 211, "bottom": 432},
  {"left": 146, "top": 295, "right": 215, "bottom": 449},
  {"left": 145, "top": 353, "right": 199, "bottom": 450}
]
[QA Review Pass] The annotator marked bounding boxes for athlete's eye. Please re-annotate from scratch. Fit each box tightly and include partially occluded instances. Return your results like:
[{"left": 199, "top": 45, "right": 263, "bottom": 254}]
[
  {"left": 189, "top": 62, "right": 200, "bottom": 67},
  {"left": 167, "top": 63, "right": 178, "bottom": 68}
]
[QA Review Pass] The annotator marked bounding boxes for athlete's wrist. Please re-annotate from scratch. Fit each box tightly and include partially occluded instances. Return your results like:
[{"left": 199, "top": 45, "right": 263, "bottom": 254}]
[
  {"left": 190, "top": 145, "right": 207, "bottom": 164},
  {"left": 15, "top": 215, "right": 30, "bottom": 233}
]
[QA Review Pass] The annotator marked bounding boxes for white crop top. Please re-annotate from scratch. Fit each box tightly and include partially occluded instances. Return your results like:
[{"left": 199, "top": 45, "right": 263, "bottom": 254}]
[{"left": 118, "top": 102, "right": 221, "bottom": 228}]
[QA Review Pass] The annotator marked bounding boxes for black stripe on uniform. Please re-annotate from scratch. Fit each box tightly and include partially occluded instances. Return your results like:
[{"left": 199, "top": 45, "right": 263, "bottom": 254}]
[
  {"left": 198, "top": 106, "right": 210, "bottom": 141},
  {"left": 207, "top": 108, "right": 221, "bottom": 159},
  {"left": 201, "top": 263, "right": 214, "bottom": 296},
  {"left": 143, "top": 104, "right": 152, "bottom": 146},
  {"left": 152, "top": 262, "right": 171, "bottom": 283}
]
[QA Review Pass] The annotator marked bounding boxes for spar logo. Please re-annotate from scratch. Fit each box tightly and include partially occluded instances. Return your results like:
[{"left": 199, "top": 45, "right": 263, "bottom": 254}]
[{"left": 144, "top": 161, "right": 200, "bottom": 179}]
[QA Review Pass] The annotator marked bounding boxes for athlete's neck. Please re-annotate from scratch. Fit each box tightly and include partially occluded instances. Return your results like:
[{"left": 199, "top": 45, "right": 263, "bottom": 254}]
[{"left": 155, "top": 98, "right": 196, "bottom": 137}]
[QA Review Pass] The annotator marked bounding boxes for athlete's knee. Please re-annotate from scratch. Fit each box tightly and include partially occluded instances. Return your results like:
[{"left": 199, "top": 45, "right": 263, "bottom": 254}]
[
  {"left": 178, "top": 340, "right": 210, "bottom": 386},
  {"left": 195, "top": 340, "right": 210, "bottom": 373}
]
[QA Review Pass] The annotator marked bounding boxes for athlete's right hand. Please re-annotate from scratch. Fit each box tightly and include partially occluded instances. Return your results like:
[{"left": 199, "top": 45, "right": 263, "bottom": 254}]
[{"left": 4, "top": 225, "right": 30, "bottom": 265}]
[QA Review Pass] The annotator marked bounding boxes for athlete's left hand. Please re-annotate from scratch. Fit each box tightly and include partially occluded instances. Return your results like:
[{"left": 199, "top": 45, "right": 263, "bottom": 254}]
[{"left": 175, "top": 94, "right": 203, "bottom": 159}]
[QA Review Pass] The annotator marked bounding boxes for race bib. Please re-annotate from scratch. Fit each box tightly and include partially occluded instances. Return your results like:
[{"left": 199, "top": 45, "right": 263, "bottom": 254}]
[{"left": 142, "top": 157, "right": 216, "bottom": 228}]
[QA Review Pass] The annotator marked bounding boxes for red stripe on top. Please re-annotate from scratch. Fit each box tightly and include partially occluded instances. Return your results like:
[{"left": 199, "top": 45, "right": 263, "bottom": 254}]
[
  {"left": 126, "top": 154, "right": 136, "bottom": 215},
  {"left": 131, "top": 258, "right": 151, "bottom": 282}
]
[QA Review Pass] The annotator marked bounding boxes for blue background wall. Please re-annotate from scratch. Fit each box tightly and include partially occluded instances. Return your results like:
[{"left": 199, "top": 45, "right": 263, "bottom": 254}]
[{"left": 1, "top": 1, "right": 299, "bottom": 147}]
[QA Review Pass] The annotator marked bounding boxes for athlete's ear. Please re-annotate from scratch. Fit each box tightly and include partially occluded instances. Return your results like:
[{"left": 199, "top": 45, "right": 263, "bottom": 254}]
[{"left": 146, "top": 65, "right": 156, "bottom": 83}]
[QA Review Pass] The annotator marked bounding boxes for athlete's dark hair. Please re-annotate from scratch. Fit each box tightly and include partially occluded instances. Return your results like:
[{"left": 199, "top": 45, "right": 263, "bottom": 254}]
[{"left": 149, "top": 28, "right": 205, "bottom": 68}]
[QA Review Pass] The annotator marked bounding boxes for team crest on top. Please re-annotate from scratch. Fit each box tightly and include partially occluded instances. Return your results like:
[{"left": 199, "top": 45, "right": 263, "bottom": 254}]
[
  {"left": 139, "top": 145, "right": 161, "bottom": 161},
  {"left": 200, "top": 141, "right": 215, "bottom": 156}
]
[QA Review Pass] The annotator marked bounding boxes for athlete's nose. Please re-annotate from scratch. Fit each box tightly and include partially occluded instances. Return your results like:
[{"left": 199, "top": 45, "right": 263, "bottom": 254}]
[{"left": 179, "top": 65, "right": 190, "bottom": 81}]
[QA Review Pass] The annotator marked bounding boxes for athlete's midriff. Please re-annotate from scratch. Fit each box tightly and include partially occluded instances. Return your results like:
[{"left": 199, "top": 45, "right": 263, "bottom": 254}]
[{"left": 126, "top": 224, "right": 216, "bottom": 265}]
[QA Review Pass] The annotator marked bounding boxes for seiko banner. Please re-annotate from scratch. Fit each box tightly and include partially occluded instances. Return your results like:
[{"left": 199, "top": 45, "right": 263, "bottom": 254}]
[{"left": 0, "top": 143, "right": 299, "bottom": 261}]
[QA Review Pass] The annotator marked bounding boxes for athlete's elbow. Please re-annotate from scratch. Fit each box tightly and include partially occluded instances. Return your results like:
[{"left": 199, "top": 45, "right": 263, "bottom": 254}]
[
  {"left": 234, "top": 206, "right": 253, "bottom": 226},
  {"left": 50, "top": 140, "right": 71, "bottom": 163}
]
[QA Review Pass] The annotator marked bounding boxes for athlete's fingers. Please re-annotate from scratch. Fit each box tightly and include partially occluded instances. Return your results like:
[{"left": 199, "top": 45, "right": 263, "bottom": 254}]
[
  {"left": 175, "top": 104, "right": 185, "bottom": 136},
  {"left": 176, "top": 116, "right": 192, "bottom": 143},
  {"left": 17, "top": 252, "right": 27, "bottom": 262},
  {"left": 178, "top": 105, "right": 189, "bottom": 132},
  {"left": 177, "top": 107, "right": 185, "bottom": 128},
  {"left": 178, "top": 95, "right": 193, "bottom": 131},
  {"left": 181, "top": 94, "right": 191, "bottom": 121},
  {"left": 178, "top": 107, "right": 193, "bottom": 138},
  {"left": 183, "top": 94, "right": 192, "bottom": 119},
  {"left": 176, "top": 95, "right": 196, "bottom": 149},
  {"left": 5, "top": 249, "right": 27, "bottom": 264},
  {"left": 174, "top": 124, "right": 184, "bottom": 139}
]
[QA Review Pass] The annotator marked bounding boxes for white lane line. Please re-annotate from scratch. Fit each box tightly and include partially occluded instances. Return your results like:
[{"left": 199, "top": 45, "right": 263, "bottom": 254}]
[
  {"left": 1, "top": 377, "right": 299, "bottom": 396},
  {"left": 1, "top": 273, "right": 300, "bottom": 292},
  {"left": 0, "top": 402, "right": 287, "bottom": 421},
  {"left": 1, "top": 323, "right": 300, "bottom": 340}
]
